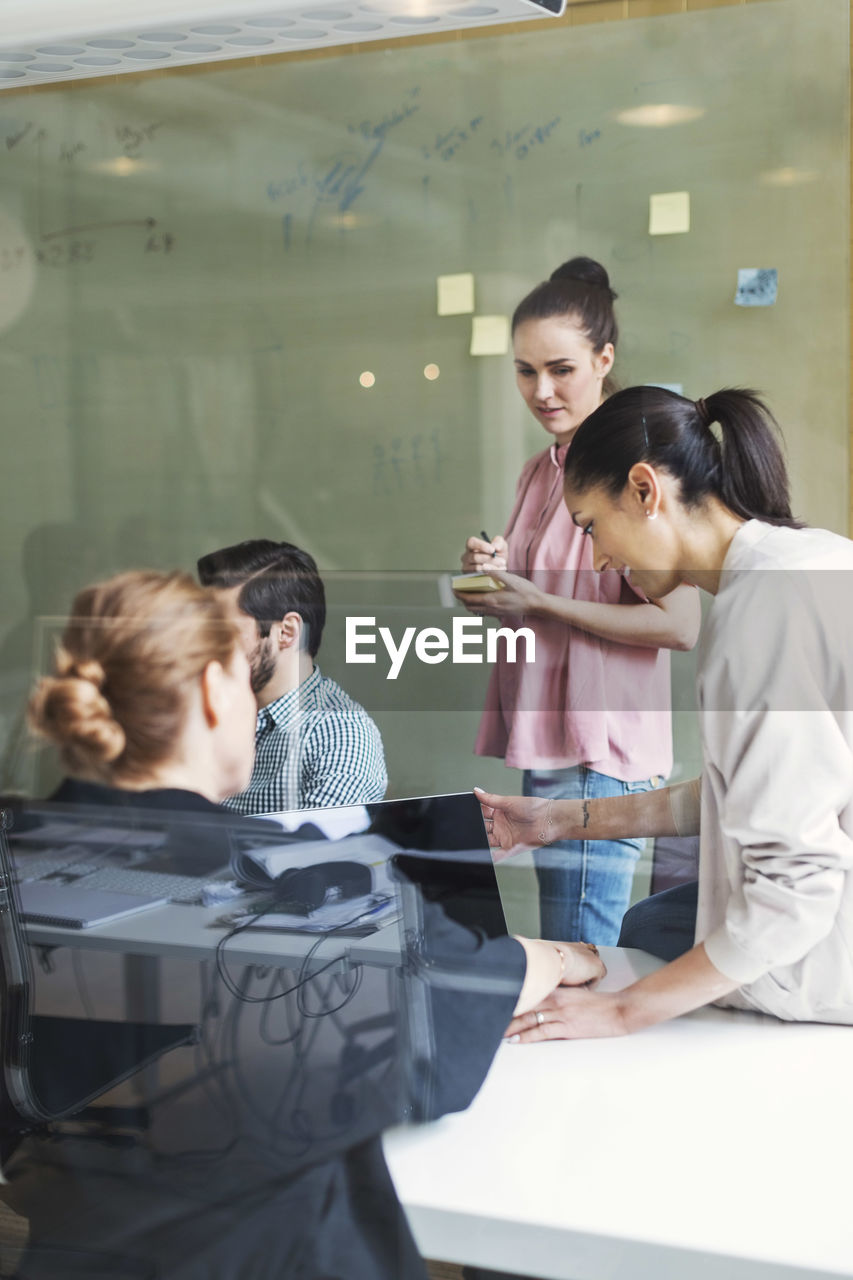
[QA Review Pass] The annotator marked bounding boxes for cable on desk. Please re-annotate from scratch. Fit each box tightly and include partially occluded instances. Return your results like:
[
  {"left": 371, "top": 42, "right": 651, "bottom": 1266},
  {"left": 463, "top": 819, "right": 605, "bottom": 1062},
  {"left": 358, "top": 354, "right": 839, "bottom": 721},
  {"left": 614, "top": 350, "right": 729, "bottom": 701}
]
[{"left": 213, "top": 897, "right": 371, "bottom": 1007}]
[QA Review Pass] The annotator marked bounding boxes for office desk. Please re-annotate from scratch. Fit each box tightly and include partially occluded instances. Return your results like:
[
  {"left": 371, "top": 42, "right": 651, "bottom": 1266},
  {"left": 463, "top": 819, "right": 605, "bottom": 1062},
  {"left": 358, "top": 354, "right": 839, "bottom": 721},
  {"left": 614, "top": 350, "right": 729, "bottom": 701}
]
[
  {"left": 25, "top": 901, "right": 400, "bottom": 969},
  {"left": 25, "top": 903, "right": 401, "bottom": 1035},
  {"left": 384, "top": 947, "right": 853, "bottom": 1280}
]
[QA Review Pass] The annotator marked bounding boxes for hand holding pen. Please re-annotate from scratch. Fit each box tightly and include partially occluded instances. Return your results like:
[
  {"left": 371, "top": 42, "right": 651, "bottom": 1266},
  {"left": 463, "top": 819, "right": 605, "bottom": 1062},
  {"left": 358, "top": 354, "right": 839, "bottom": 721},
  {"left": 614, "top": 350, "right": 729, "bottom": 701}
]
[{"left": 461, "top": 529, "right": 508, "bottom": 573}]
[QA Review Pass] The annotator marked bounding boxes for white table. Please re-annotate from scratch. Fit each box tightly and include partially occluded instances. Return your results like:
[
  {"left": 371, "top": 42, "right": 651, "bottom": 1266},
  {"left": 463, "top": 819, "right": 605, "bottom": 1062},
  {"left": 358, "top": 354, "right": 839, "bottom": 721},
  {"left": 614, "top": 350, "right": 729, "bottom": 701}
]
[
  {"left": 25, "top": 900, "right": 402, "bottom": 968},
  {"left": 384, "top": 947, "right": 853, "bottom": 1280},
  {"left": 24, "top": 903, "right": 402, "bottom": 1039}
]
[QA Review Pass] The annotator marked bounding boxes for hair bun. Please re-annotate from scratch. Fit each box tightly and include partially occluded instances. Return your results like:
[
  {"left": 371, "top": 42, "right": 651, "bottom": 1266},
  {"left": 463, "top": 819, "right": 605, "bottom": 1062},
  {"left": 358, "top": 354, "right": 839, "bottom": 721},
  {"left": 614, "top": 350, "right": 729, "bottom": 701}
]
[
  {"left": 29, "top": 667, "right": 125, "bottom": 768},
  {"left": 55, "top": 650, "right": 107, "bottom": 691},
  {"left": 550, "top": 256, "right": 617, "bottom": 301}
]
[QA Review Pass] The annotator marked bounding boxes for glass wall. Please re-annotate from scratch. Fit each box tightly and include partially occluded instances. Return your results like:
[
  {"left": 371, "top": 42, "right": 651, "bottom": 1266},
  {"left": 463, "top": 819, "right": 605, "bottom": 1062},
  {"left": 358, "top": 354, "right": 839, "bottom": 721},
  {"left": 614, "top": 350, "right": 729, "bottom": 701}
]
[{"left": 0, "top": 0, "right": 848, "bottom": 927}]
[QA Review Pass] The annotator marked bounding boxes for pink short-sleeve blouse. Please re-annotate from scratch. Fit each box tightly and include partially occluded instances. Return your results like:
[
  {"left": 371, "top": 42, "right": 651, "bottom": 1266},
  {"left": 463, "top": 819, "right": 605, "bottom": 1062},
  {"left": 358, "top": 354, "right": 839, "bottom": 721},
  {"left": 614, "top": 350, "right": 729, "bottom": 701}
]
[{"left": 474, "top": 442, "right": 674, "bottom": 782}]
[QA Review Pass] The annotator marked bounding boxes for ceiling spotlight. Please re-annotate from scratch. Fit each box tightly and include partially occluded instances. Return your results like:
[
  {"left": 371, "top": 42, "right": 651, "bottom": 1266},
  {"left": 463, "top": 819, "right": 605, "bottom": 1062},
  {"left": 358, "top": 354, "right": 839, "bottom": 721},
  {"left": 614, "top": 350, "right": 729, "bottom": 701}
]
[
  {"left": 760, "top": 167, "right": 818, "bottom": 187},
  {"left": 89, "top": 156, "right": 154, "bottom": 176},
  {"left": 613, "top": 104, "right": 705, "bottom": 128}
]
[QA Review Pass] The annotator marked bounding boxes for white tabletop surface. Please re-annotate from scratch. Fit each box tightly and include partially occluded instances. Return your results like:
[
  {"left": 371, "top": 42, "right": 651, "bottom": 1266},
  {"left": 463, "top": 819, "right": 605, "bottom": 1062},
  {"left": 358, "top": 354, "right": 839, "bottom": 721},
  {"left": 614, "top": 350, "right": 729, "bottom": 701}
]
[
  {"left": 24, "top": 901, "right": 403, "bottom": 968},
  {"left": 383, "top": 947, "right": 853, "bottom": 1280}
]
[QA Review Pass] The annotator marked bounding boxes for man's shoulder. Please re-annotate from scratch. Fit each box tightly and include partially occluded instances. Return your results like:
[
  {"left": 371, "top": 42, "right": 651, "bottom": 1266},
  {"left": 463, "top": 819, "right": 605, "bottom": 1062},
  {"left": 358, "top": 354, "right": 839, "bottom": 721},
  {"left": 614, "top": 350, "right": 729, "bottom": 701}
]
[
  {"left": 312, "top": 670, "right": 377, "bottom": 725},
  {"left": 302, "top": 673, "right": 388, "bottom": 799},
  {"left": 303, "top": 673, "right": 385, "bottom": 762}
]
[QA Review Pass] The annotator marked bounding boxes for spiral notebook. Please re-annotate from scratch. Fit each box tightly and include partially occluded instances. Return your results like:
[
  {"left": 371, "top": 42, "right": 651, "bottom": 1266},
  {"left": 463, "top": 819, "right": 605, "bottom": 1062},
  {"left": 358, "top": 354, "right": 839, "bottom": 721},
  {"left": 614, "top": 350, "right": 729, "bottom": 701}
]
[{"left": 18, "top": 881, "right": 168, "bottom": 929}]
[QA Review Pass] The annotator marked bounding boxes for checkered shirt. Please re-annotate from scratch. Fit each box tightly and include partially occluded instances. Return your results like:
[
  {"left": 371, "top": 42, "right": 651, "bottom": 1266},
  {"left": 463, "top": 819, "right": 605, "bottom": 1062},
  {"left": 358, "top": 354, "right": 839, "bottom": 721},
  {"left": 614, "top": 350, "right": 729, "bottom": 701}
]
[{"left": 223, "top": 666, "right": 388, "bottom": 815}]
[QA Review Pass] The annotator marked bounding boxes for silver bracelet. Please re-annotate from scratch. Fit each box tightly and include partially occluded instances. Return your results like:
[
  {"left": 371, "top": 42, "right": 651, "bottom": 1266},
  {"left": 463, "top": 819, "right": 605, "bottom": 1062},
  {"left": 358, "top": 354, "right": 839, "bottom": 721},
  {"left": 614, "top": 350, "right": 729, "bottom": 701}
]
[{"left": 538, "top": 797, "right": 555, "bottom": 846}]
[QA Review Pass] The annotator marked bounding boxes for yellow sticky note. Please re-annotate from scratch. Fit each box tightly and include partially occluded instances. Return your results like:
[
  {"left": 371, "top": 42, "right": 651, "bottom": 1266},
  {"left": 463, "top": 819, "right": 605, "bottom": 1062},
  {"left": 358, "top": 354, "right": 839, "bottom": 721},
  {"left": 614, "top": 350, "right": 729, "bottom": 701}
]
[
  {"left": 437, "top": 272, "right": 475, "bottom": 316},
  {"left": 470, "top": 315, "right": 510, "bottom": 356},
  {"left": 649, "top": 191, "right": 691, "bottom": 236}
]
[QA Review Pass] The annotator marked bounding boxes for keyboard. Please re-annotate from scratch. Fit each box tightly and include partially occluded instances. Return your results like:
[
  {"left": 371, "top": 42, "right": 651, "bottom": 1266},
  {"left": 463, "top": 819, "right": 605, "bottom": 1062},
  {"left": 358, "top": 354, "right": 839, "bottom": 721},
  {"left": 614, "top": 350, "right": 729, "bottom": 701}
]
[
  {"left": 16, "top": 853, "right": 226, "bottom": 905},
  {"left": 75, "top": 867, "right": 216, "bottom": 904},
  {"left": 16, "top": 847, "right": 101, "bottom": 881}
]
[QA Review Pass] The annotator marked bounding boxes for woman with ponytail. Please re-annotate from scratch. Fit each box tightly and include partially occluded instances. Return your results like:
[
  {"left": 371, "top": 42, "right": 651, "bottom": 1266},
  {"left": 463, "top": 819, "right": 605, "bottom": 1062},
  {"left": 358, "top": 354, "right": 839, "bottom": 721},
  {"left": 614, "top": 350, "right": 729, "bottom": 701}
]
[
  {"left": 456, "top": 258, "right": 700, "bottom": 945},
  {"left": 479, "top": 385, "right": 853, "bottom": 1037}
]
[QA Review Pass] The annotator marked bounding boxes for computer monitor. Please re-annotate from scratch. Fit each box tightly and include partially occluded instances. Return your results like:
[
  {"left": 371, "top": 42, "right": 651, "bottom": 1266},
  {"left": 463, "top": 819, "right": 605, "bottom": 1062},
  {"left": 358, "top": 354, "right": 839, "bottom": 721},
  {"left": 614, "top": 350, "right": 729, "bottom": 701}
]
[{"left": 259, "top": 790, "right": 507, "bottom": 938}]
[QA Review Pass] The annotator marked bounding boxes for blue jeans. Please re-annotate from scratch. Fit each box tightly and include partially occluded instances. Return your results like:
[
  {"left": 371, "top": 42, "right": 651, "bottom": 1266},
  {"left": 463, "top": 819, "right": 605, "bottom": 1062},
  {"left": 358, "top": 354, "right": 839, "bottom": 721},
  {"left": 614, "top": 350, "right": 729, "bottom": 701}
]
[{"left": 524, "top": 765, "right": 657, "bottom": 945}]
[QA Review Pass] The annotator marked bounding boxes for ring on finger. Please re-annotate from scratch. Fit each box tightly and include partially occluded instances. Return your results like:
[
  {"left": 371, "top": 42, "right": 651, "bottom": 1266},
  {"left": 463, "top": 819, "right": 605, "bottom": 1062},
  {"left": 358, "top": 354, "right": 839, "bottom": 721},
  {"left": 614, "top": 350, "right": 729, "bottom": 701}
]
[{"left": 535, "top": 1011, "right": 545, "bottom": 1026}]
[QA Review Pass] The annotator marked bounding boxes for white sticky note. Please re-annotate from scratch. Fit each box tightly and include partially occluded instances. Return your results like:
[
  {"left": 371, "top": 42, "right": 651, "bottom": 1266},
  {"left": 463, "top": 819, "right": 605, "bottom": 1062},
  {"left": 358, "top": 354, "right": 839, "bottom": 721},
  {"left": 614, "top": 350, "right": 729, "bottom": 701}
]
[
  {"left": 646, "top": 382, "right": 683, "bottom": 395},
  {"left": 470, "top": 315, "right": 510, "bottom": 357},
  {"left": 649, "top": 191, "right": 691, "bottom": 236},
  {"left": 437, "top": 272, "right": 475, "bottom": 316},
  {"left": 735, "top": 268, "right": 778, "bottom": 307}
]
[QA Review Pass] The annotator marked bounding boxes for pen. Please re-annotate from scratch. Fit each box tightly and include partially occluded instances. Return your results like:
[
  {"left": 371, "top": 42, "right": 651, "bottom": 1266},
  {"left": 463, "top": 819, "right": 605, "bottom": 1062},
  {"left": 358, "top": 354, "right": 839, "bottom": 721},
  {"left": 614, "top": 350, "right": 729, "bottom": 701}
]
[
  {"left": 355, "top": 897, "right": 393, "bottom": 924},
  {"left": 363, "top": 896, "right": 391, "bottom": 916},
  {"left": 480, "top": 530, "right": 497, "bottom": 558}
]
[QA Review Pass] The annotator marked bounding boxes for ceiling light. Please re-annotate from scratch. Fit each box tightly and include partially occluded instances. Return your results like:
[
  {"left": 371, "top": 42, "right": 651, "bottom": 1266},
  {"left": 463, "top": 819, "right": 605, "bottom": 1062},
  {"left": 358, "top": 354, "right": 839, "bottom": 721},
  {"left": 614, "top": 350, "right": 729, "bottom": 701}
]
[
  {"left": 88, "top": 156, "right": 156, "bottom": 176},
  {"left": 613, "top": 104, "right": 705, "bottom": 128},
  {"left": 760, "top": 166, "right": 818, "bottom": 187}
]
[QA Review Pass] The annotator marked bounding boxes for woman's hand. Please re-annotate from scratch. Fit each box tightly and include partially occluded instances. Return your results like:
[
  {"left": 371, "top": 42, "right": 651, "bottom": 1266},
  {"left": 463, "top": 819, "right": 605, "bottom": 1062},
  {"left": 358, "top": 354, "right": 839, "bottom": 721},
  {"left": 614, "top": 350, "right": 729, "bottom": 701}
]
[
  {"left": 508, "top": 945, "right": 740, "bottom": 1042},
  {"left": 461, "top": 534, "right": 508, "bottom": 573},
  {"left": 475, "top": 789, "right": 555, "bottom": 861},
  {"left": 506, "top": 987, "right": 629, "bottom": 1042},
  {"left": 554, "top": 940, "right": 607, "bottom": 987},
  {"left": 454, "top": 568, "right": 544, "bottom": 618},
  {"left": 477, "top": 787, "right": 587, "bottom": 861},
  {"left": 512, "top": 937, "right": 608, "bottom": 1015}
]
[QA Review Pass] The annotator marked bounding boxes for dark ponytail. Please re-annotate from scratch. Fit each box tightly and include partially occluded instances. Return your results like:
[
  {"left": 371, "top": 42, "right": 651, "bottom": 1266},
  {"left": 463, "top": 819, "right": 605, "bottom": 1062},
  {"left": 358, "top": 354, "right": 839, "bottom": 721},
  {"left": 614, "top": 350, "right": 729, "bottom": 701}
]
[
  {"left": 512, "top": 256, "right": 619, "bottom": 355},
  {"left": 563, "top": 385, "right": 802, "bottom": 529}
]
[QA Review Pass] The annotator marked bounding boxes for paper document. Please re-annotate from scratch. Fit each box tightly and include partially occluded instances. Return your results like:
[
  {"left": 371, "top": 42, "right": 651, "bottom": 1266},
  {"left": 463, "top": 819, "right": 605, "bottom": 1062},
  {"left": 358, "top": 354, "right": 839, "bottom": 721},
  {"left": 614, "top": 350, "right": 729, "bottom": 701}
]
[
  {"left": 262, "top": 806, "right": 370, "bottom": 841},
  {"left": 231, "top": 893, "right": 399, "bottom": 934},
  {"left": 734, "top": 268, "right": 778, "bottom": 307},
  {"left": 238, "top": 833, "right": 400, "bottom": 895}
]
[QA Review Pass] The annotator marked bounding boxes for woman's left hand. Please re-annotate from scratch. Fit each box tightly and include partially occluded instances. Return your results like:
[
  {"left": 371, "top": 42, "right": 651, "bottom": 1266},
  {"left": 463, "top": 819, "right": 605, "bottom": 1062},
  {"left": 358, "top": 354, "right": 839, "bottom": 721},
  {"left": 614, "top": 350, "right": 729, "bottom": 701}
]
[
  {"left": 454, "top": 568, "right": 544, "bottom": 618},
  {"left": 505, "top": 987, "right": 629, "bottom": 1042}
]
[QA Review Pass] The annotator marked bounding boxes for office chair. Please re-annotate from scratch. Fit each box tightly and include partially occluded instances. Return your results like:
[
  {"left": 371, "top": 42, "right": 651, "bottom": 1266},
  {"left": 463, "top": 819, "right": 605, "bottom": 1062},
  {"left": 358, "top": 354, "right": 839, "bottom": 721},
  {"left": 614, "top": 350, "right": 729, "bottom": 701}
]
[
  {"left": 0, "top": 808, "right": 198, "bottom": 1167},
  {"left": 649, "top": 833, "right": 700, "bottom": 895}
]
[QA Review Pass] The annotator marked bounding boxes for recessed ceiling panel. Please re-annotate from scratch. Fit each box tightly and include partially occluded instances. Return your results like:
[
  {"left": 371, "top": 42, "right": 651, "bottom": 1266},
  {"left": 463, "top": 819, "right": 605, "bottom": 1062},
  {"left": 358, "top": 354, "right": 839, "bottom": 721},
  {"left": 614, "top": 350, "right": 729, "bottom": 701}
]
[{"left": 0, "top": 0, "right": 548, "bottom": 89}]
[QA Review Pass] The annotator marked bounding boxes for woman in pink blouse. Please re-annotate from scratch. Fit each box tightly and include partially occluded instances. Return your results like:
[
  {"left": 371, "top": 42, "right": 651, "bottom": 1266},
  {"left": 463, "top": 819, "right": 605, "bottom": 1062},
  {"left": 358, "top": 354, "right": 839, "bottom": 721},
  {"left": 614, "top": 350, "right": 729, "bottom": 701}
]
[{"left": 457, "top": 257, "right": 700, "bottom": 944}]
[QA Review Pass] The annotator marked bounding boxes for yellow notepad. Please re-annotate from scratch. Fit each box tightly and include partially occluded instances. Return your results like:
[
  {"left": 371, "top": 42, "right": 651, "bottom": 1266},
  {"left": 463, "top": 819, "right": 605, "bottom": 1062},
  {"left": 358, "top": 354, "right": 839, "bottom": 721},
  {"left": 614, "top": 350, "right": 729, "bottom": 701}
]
[{"left": 451, "top": 573, "right": 504, "bottom": 593}]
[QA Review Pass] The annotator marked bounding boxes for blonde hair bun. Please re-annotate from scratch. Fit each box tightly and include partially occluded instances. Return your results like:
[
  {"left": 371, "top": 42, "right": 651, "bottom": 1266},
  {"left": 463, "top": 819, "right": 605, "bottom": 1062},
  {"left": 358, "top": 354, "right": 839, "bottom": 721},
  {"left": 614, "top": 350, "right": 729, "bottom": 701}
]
[
  {"left": 29, "top": 648, "right": 126, "bottom": 769},
  {"left": 26, "top": 570, "right": 238, "bottom": 786}
]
